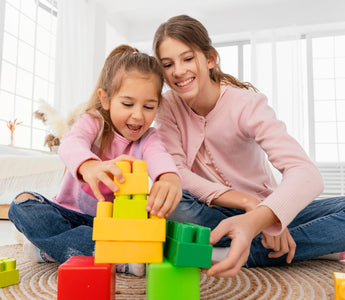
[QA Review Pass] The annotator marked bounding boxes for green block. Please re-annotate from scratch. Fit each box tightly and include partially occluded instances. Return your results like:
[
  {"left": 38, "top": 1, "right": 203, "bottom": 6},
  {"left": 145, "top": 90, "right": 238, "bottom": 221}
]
[
  {"left": 113, "top": 198, "right": 148, "bottom": 219},
  {"left": 0, "top": 257, "right": 19, "bottom": 288},
  {"left": 164, "top": 221, "right": 212, "bottom": 268},
  {"left": 147, "top": 258, "right": 200, "bottom": 300}
]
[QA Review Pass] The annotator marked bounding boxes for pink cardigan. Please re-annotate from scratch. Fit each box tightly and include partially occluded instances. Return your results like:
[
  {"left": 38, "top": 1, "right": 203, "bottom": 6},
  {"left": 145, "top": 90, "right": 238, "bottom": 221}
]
[
  {"left": 155, "top": 85, "right": 323, "bottom": 234},
  {"left": 55, "top": 113, "right": 179, "bottom": 216}
]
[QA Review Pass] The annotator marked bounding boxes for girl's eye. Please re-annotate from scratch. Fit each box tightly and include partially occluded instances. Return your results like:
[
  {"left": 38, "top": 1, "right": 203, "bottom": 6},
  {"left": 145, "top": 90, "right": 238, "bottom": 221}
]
[
  {"left": 122, "top": 102, "right": 133, "bottom": 107},
  {"left": 185, "top": 56, "right": 194, "bottom": 62},
  {"left": 144, "top": 105, "right": 155, "bottom": 110},
  {"left": 163, "top": 63, "right": 172, "bottom": 68}
]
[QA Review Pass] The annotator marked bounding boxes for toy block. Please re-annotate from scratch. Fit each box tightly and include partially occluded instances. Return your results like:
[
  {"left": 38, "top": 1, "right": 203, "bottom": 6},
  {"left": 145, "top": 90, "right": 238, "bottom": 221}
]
[
  {"left": 0, "top": 257, "right": 19, "bottom": 288},
  {"left": 114, "top": 160, "right": 149, "bottom": 196},
  {"left": 95, "top": 240, "right": 163, "bottom": 263},
  {"left": 113, "top": 160, "right": 149, "bottom": 219},
  {"left": 113, "top": 198, "right": 148, "bottom": 219},
  {"left": 147, "top": 258, "right": 200, "bottom": 300},
  {"left": 93, "top": 201, "right": 166, "bottom": 264},
  {"left": 57, "top": 256, "right": 115, "bottom": 300},
  {"left": 164, "top": 220, "right": 213, "bottom": 268},
  {"left": 334, "top": 272, "right": 345, "bottom": 300},
  {"left": 93, "top": 217, "right": 166, "bottom": 241}
]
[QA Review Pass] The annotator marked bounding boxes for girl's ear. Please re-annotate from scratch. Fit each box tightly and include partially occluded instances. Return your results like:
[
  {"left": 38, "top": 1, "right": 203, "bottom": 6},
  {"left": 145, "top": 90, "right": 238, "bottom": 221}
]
[
  {"left": 98, "top": 88, "right": 110, "bottom": 110},
  {"left": 207, "top": 49, "right": 217, "bottom": 70}
]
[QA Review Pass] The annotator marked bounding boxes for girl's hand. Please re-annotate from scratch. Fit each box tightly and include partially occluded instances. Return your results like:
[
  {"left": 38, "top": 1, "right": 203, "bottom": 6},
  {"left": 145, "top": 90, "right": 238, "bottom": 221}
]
[
  {"left": 146, "top": 173, "right": 182, "bottom": 218},
  {"left": 78, "top": 155, "right": 137, "bottom": 201},
  {"left": 206, "top": 206, "right": 278, "bottom": 277},
  {"left": 261, "top": 228, "right": 296, "bottom": 263}
]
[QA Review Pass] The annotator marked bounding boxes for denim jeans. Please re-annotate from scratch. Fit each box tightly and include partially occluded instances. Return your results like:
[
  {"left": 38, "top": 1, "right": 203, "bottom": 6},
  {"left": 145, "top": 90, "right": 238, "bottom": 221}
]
[
  {"left": 168, "top": 191, "right": 345, "bottom": 268},
  {"left": 8, "top": 192, "right": 95, "bottom": 264}
]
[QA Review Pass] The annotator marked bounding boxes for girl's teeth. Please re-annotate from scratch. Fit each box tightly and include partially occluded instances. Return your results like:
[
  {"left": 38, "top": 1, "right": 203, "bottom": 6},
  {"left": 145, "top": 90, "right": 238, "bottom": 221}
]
[{"left": 177, "top": 78, "right": 193, "bottom": 87}]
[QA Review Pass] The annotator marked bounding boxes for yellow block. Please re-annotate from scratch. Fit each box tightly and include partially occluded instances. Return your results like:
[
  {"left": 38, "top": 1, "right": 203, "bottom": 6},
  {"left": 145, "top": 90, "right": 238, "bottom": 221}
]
[
  {"left": 92, "top": 217, "right": 166, "bottom": 241},
  {"left": 114, "top": 161, "right": 149, "bottom": 195},
  {"left": 334, "top": 272, "right": 345, "bottom": 300},
  {"left": 94, "top": 241, "right": 163, "bottom": 263}
]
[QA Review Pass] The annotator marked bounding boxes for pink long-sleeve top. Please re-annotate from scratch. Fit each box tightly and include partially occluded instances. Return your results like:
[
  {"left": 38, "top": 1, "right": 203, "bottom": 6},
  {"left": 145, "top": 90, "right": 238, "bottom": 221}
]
[
  {"left": 54, "top": 112, "right": 179, "bottom": 216},
  {"left": 155, "top": 85, "right": 324, "bottom": 234}
]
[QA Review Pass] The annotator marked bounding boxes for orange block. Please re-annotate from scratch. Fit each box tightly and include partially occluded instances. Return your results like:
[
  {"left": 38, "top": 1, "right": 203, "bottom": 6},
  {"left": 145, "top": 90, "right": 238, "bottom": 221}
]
[
  {"left": 92, "top": 217, "right": 166, "bottom": 241},
  {"left": 94, "top": 240, "right": 163, "bottom": 263}
]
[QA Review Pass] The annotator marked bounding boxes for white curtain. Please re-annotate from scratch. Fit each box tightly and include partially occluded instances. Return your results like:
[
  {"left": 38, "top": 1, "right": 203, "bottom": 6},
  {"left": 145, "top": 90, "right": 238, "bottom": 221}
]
[
  {"left": 249, "top": 29, "right": 309, "bottom": 152},
  {"left": 54, "top": 0, "right": 104, "bottom": 118}
]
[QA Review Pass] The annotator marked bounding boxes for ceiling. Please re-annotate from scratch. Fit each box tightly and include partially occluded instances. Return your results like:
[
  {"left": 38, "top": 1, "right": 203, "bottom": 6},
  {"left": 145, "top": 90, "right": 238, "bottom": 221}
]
[{"left": 94, "top": 0, "right": 345, "bottom": 44}]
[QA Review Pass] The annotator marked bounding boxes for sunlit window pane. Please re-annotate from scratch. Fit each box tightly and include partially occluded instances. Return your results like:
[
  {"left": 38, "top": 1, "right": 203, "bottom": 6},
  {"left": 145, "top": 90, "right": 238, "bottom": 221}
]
[
  {"left": 335, "top": 58, "right": 345, "bottom": 78},
  {"left": 34, "top": 76, "right": 49, "bottom": 100},
  {"left": 336, "top": 79, "right": 345, "bottom": 99},
  {"left": 337, "top": 101, "right": 345, "bottom": 121},
  {"left": 4, "top": 4, "right": 19, "bottom": 36},
  {"left": 313, "top": 58, "right": 334, "bottom": 79},
  {"left": 335, "top": 36, "right": 345, "bottom": 57},
  {"left": 3, "top": 33, "right": 18, "bottom": 64},
  {"left": 15, "top": 96, "right": 33, "bottom": 125},
  {"left": 19, "top": 14, "right": 35, "bottom": 46},
  {"left": 32, "top": 128, "right": 47, "bottom": 150},
  {"left": 36, "top": 25, "right": 51, "bottom": 55},
  {"left": 21, "top": 0, "right": 37, "bottom": 20},
  {"left": 16, "top": 69, "right": 33, "bottom": 98},
  {"left": 315, "top": 144, "right": 338, "bottom": 162},
  {"left": 339, "top": 122, "right": 345, "bottom": 143},
  {"left": 217, "top": 46, "right": 238, "bottom": 78},
  {"left": 313, "top": 37, "right": 334, "bottom": 58},
  {"left": 1, "top": 61, "right": 16, "bottom": 92},
  {"left": 314, "top": 79, "right": 335, "bottom": 100},
  {"left": 315, "top": 122, "right": 338, "bottom": 143},
  {"left": 35, "top": 52, "right": 50, "bottom": 79},
  {"left": 14, "top": 125, "right": 31, "bottom": 148},
  {"left": 18, "top": 41, "right": 34, "bottom": 72},
  {"left": 0, "top": 90, "right": 15, "bottom": 119},
  {"left": 314, "top": 101, "right": 336, "bottom": 122}
]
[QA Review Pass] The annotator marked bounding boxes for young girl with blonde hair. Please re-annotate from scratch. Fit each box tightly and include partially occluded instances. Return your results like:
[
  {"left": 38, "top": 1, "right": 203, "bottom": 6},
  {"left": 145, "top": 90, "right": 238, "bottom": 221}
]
[{"left": 9, "top": 44, "right": 181, "bottom": 276}]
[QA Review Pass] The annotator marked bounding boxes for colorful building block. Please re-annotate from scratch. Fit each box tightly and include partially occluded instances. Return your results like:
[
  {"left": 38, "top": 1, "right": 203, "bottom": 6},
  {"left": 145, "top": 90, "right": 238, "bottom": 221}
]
[
  {"left": 57, "top": 256, "right": 115, "bottom": 300},
  {"left": 164, "top": 220, "right": 213, "bottom": 268},
  {"left": 93, "top": 201, "right": 166, "bottom": 264},
  {"left": 0, "top": 257, "right": 19, "bottom": 288},
  {"left": 113, "top": 160, "right": 149, "bottom": 219},
  {"left": 334, "top": 272, "right": 345, "bottom": 300},
  {"left": 147, "top": 258, "right": 200, "bottom": 300}
]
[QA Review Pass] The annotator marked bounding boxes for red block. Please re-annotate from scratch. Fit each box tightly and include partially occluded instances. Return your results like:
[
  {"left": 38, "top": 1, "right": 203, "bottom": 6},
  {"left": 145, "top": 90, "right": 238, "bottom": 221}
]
[{"left": 57, "top": 256, "right": 116, "bottom": 300}]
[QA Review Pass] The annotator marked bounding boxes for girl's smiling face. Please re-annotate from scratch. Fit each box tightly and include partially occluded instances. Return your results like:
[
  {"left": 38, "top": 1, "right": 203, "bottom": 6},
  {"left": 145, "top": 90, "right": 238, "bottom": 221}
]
[
  {"left": 98, "top": 70, "right": 160, "bottom": 141},
  {"left": 158, "top": 37, "right": 215, "bottom": 105}
]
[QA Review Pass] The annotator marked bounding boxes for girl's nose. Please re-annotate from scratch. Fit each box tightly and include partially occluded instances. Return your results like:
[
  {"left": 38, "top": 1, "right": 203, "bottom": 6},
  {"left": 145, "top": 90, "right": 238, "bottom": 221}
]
[
  {"left": 173, "top": 62, "right": 186, "bottom": 77},
  {"left": 132, "top": 107, "right": 144, "bottom": 120}
]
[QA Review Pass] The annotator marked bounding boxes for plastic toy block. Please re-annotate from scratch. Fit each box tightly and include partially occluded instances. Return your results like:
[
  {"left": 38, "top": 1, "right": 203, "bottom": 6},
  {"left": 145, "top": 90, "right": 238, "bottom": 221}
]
[
  {"left": 164, "top": 220, "right": 213, "bottom": 268},
  {"left": 57, "top": 256, "right": 115, "bottom": 300},
  {"left": 113, "top": 160, "right": 149, "bottom": 219},
  {"left": 114, "top": 160, "right": 149, "bottom": 196},
  {"left": 93, "top": 217, "right": 166, "bottom": 241},
  {"left": 0, "top": 257, "right": 19, "bottom": 288},
  {"left": 147, "top": 258, "right": 200, "bottom": 300},
  {"left": 94, "top": 240, "right": 163, "bottom": 263},
  {"left": 113, "top": 198, "right": 148, "bottom": 219},
  {"left": 334, "top": 272, "right": 345, "bottom": 300},
  {"left": 93, "top": 201, "right": 166, "bottom": 264}
]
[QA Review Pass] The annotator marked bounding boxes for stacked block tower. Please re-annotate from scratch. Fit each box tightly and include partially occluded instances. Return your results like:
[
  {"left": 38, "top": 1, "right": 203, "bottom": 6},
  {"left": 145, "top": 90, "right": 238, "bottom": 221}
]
[{"left": 57, "top": 160, "right": 213, "bottom": 300}]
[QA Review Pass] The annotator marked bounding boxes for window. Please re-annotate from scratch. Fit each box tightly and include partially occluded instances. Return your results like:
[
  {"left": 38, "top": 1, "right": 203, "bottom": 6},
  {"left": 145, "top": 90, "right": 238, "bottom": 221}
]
[{"left": 0, "top": 0, "right": 58, "bottom": 150}]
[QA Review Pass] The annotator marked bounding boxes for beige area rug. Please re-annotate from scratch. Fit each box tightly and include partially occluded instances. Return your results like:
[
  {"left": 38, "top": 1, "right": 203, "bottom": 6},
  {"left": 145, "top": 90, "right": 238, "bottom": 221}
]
[{"left": 1, "top": 244, "right": 345, "bottom": 299}]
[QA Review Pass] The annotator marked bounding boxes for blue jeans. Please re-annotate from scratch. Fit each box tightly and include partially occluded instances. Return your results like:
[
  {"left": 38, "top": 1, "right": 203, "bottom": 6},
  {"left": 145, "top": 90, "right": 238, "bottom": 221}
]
[
  {"left": 168, "top": 191, "right": 345, "bottom": 267},
  {"left": 8, "top": 192, "right": 95, "bottom": 264}
]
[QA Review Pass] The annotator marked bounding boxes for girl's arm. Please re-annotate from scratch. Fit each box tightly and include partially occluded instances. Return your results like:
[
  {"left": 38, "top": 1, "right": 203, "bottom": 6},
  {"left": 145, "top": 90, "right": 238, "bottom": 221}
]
[{"left": 211, "top": 190, "right": 260, "bottom": 211}]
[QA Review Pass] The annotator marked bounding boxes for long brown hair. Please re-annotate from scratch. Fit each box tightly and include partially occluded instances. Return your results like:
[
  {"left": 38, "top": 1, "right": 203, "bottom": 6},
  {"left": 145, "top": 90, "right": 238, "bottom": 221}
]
[
  {"left": 85, "top": 44, "right": 164, "bottom": 156},
  {"left": 153, "top": 15, "right": 257, "bottom": 92}
]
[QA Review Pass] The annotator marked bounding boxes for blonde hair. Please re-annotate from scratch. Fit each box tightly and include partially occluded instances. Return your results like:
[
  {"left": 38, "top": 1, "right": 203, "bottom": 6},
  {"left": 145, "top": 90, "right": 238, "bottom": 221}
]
[
  {"left": 153, "top": 15, "right": 257, "bottom": 92},
  {"left": 85, "top": 44, "right": 164, "bottom": 156}
]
